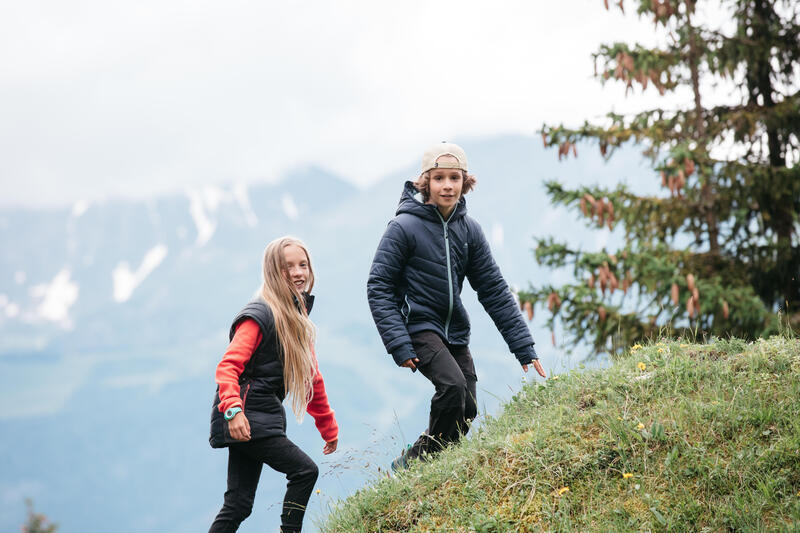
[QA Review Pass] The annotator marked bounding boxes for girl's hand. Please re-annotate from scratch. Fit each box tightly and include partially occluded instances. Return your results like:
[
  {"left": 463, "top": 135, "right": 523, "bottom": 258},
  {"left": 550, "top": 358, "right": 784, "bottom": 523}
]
[
  {"left": 401, "top": 357, "right": 420, "bottom": 372},
  {"left": 228, "top": 412, "right": 251, "bottom": 441},
  {"left": 522, "top": 360, "right": 547, "bottom": 378},
  {"left": 323, "top": 439, "right": 338, "bottom": 455}
]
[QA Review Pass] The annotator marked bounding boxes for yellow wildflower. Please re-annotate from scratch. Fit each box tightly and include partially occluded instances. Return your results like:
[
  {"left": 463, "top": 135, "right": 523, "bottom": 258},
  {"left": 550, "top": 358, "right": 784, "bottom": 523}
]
[
  {"left": 622, "top": 472, "right": 634, "bottom": 479},
  {"left": 316, "top": 489, "right": 321, "bottom": 495},
  {"left": 637, "top": 362, "right": 646, "bottom": 371},
  {"left": 617, "top": 416, "right": 623, "bottom": 420},
  {"left": 657, "top": 348, "right": 664, "bottom": 353},
  {"left": 637, "top": 423, "right": 645, "bottom": 430},
  {"left": 680, "top": 343, "right": 688, "bottom": 348},
  {"left": 551, "top": 375, "right": 559, "bottom": 380},
  {"left": 631, "top": 344, "right": 643, "bottom": 352},
  {"left": 557, "top": 486, "right": 569, "bottom": 496}
]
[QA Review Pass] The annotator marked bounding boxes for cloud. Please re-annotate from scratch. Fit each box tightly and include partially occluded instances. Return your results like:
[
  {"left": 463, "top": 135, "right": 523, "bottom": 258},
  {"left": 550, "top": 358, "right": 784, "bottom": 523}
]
[{"left": 0, "top": 0, "right": 707, "bottom": 207}]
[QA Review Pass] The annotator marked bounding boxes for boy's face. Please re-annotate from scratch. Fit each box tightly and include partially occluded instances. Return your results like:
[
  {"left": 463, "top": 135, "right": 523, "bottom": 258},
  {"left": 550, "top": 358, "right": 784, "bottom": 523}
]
[{"left": 427, "top": 155, "right": 463, "bottom": 216}]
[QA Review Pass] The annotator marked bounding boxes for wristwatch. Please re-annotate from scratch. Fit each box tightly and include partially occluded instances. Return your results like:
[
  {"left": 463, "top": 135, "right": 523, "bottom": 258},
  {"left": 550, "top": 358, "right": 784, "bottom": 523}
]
[{"left": 224, "top": 407, "right": 243, "bottom": 421}]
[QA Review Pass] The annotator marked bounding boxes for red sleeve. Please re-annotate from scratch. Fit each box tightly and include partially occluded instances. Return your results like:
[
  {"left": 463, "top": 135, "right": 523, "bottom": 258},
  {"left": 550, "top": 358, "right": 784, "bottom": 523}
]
[
  {"left": 306, "top": 346, "right": 339, "bottom": 442},
  {"left": 215, "top": 319, "right": 263, "bottom": 413}
]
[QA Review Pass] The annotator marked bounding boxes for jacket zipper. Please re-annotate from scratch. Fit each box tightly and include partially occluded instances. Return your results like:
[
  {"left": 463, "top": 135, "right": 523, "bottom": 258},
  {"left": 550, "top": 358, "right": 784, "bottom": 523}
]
[
  {"left": 435, "top": 209, "right": 454, "bottom": 341},
  {"left": 403, "top": 294, "right": 412, "bottom": 323}
]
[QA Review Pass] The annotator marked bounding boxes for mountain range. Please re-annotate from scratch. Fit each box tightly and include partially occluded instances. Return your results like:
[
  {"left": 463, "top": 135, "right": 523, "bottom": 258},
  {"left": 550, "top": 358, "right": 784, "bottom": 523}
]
[{"left": 0, "top": 134, "right": 650, "bottom": 532}]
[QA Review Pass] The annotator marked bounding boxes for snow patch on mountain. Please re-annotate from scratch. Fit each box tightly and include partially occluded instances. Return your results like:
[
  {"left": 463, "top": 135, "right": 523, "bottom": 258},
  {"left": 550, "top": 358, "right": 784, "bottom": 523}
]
[
  {"left": 112, "top": 245, "right": 168, "bottom": 303},
  {"left": 0, "top": 294, "right": 20, "bottom": 319},
  {"left": 233, "top": 183, "right": 258, "bottom": 227},
  {"left": 188, "top": 185, "right": 260, "bottom": 244},
  {"left": 188, "top": 189, "right": 218, "bottom": 246},
  {"left": 29, "top": 269, "right": 79, "bottom": 326},
  {"left": 72, "top": 200, "right": 89, "bottom": 217},
  {"left": 282, "top": 193, "right": 299, "bottom": 220}
]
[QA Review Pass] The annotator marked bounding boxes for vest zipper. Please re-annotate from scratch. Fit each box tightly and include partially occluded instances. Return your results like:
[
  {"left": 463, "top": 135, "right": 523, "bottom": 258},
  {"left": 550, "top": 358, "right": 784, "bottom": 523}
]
[
  {"left": 242, "top": 382, "right": 251, "bottom": 408},
  {"left": 435, "top": 209, "right": 454, "bottom": 341}
]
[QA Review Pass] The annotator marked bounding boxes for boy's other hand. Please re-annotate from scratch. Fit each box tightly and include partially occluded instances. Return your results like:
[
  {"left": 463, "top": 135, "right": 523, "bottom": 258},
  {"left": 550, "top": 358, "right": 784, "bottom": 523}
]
[
  {"left": 401, "top": 357, "right": 420, "bottom": 372},
  {"left": 522, "top": 360, "right": 547, "bottom": 378},
  {"left": 229, "top": 412, "right": 251, "bottom": 441}
]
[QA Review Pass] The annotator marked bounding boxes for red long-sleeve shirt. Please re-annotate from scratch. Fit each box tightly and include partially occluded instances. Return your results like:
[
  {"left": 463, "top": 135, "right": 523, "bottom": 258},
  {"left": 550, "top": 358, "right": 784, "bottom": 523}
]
[{"left": 215, "top": 319, "right": 338, "bottom": 443}]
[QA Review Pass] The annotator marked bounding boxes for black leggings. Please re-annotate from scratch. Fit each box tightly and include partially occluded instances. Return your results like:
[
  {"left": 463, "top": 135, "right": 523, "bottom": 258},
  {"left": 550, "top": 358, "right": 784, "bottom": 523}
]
[
  {"left": 208, "top": 435, "right": 319, "bottom": 533},
  {"left": 408, "top": 330, "right": 478, "bottom": 460}
]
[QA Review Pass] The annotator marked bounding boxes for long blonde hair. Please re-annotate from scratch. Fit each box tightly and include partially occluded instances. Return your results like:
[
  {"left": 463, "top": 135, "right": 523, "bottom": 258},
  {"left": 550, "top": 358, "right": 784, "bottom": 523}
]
[{"left": 260, "top": 236, "right": 317, "bottom": 420}]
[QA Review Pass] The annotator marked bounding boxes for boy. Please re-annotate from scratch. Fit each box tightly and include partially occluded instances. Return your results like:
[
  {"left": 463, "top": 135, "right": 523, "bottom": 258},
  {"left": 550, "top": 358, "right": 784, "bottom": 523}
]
[{"left": 367, "top": 141, "right": 545, "bottom": 469}]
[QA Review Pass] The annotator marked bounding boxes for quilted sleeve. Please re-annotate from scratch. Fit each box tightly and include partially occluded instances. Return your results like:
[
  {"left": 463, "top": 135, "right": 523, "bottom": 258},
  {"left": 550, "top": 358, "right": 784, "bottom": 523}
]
[{"left": 366, "top": 219, "right": 417, "bottom": 366}]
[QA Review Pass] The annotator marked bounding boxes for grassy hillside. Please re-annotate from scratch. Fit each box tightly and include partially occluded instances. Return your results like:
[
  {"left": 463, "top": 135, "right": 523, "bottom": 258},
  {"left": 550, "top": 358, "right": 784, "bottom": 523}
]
[{"left": 321, "top": 337, "right": 800, "bottom": 532}]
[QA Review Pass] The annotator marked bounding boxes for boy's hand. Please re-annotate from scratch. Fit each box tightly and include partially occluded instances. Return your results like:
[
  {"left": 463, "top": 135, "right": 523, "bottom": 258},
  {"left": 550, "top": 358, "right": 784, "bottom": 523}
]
[
  {"left": 323, "top": 439, "right": 338, "bottom": 455},
  {"left": 228, "top": 412, "right": 251, "bottom": 441},
  {"left": 401, "top": 357, "right": 420, "bottom": 372},
  {"left": 522, "top": 360, "right": 546, "bottom": 378}
]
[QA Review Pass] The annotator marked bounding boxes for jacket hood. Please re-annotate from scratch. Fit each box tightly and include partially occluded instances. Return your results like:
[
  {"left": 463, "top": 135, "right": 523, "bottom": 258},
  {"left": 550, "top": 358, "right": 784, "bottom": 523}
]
[{"left": 396, "top": 181, "right": 467, "bottom": 222}]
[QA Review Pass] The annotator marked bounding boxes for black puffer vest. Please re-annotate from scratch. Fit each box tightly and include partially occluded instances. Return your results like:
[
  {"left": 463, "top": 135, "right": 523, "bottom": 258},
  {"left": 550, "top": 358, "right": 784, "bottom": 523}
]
[{"left": 209, "top": 294, "right": 314, "bottom": 448}]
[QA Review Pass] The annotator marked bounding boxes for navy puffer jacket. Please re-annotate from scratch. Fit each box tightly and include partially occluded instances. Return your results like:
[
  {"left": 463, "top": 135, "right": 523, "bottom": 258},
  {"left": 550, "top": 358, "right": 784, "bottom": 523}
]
[{"left": 367, "top": 181, "right": 537, "bottom": 367}]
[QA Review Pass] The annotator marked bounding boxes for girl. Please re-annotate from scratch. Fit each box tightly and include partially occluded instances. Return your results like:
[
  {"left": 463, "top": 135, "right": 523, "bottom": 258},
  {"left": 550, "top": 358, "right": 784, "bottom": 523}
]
[
  {"left": 367, "top": 142, "right": 546, "bottom": 469},
  {"left": 209, "top": 236, "right": 338, "bottom": 533}
]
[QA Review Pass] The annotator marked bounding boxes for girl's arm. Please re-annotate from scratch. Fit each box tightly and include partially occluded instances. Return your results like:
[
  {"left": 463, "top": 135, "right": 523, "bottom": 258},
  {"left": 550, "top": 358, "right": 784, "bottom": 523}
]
[
  {"left": 306, "top": 355, "right": 339, "bottom": 444},
  {"left": 215, "top": 319, "right": 262, "bottom": 413},
  {"left": 465, "top": 220, "right": 538, "bottom": 365},
  {"left": 367, "top": 219, "right": 417, "bottom": 366}
]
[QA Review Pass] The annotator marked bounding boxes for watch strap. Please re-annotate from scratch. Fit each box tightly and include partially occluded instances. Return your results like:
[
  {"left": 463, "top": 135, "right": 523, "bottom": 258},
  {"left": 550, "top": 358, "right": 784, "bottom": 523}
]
[{"left": 224, "top": 407, "right": 243, "bottom": 421}]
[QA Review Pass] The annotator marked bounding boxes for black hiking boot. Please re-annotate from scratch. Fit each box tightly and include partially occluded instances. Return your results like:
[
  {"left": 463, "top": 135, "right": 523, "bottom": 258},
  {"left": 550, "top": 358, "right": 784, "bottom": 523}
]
[{"left": 390, "top": 444, "right": 412, "bottom": 472}]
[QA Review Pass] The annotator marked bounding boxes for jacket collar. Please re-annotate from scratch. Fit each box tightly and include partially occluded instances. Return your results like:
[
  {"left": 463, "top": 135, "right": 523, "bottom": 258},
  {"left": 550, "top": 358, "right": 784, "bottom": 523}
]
[
  {"left": 291, "top": 291, "right": 315, "bottom": 315},
  {"left": 303, "top": 292, "right": 315, "bottom": 314}
]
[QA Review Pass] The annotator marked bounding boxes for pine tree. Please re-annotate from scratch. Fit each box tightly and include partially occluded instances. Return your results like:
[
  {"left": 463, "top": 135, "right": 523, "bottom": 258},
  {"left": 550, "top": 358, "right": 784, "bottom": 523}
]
[
  {"left": 21, "top": 500, "right": 58, "bottom": 533},
  {"left": 521, "top": 0, "right": 799, "bottom": 353}
]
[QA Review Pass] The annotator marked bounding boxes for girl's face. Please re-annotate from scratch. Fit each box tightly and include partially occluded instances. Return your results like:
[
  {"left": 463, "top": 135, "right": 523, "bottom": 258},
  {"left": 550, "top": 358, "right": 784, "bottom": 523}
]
[
  {"left": 283, "top": 244, "right": 310, "bottom": 291},
  {"left": 427, "top": 155, "right": 463, "bottom": 217}
]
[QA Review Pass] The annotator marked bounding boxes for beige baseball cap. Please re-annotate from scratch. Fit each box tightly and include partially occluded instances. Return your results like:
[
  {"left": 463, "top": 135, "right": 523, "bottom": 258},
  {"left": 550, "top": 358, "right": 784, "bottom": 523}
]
[{"left": 421, "top": 142, "right": 468, "bottom": 174}]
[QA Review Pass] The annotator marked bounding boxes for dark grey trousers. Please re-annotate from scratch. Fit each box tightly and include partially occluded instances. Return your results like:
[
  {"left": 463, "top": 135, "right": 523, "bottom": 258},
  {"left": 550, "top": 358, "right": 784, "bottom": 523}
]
[
  {"left": 208, "top": 435, "right": 319, "bottom": 533},
  {"left": 408, "top": 330, "right": 478, "bottom": 460}
]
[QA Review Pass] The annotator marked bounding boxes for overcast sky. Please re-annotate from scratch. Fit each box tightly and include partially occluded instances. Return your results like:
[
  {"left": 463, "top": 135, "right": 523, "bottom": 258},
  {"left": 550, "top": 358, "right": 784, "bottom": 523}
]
[{"left": 1, "top": 0, "right": 729, "bottom": 207}]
